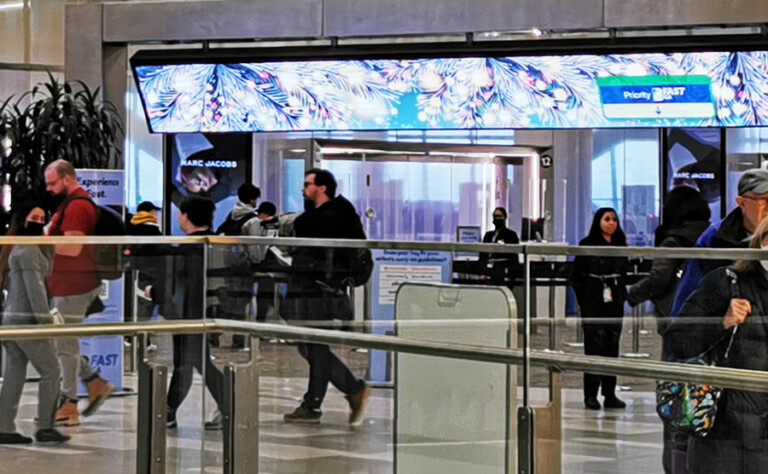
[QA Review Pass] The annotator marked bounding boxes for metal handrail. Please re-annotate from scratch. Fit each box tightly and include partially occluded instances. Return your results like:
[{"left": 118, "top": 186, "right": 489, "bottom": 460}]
[
  {"left": 2, "top": 319, "right": 768, "bottom": 392},
  {"left": 3, "top": 234, "right": 766, "bottom": 260}
]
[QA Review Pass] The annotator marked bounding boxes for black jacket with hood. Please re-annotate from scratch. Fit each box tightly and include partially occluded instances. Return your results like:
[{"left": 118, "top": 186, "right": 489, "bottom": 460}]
[
  {"left": 291, "top": 194, "right": 366, "bottom": 283},
  {"left": 628, "top": 185, "right": 711, "bottom": 324},
  {"left": 283, "top": 195, "right": 365, "bottom": 322}
]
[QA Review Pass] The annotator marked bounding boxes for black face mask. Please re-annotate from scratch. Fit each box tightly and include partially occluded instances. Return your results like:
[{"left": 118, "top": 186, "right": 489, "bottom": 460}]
[
  {"left": 493, "top": 218, "right": 505, "bottom": 230},
  {"left": 22, "top": 222, "right": 45, "bottom": 236}
]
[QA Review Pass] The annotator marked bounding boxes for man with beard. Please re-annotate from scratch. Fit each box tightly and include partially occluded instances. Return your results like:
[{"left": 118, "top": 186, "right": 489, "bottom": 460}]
[
  {"left": 282, "top": 168, "right": 371, "bottom": 425},
  {"left": 45, "top": 160, "right": 115, "bottom": 427}
]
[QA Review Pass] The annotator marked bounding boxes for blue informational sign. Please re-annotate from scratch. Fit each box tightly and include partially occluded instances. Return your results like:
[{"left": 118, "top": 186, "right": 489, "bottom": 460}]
[
  {"left": 597, "top": 75, "right": 715, "bottom": 120},
  {"left": 367, "top": 249, "right": 451, "bottom": 383},
  {"left": 76, "top": 169, "right": 124, "bottom": 394}
]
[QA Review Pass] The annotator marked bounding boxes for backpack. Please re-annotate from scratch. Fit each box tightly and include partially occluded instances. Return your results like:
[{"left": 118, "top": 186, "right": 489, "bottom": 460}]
[
  {"left": 57, "top": 195, "right": 126, "bottom": 280},
  {"left": 216, "top": 212, "right": 255, "bottom": 236},
  {"left": 343, "top": 247, "right": 374, "bottom": 287}
]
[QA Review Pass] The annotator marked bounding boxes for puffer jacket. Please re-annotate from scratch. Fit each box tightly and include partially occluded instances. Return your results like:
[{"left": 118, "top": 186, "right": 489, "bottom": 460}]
[
  {"left": 670, "top": 267, "right": 768, "bottom": 411},
  {"left": 668, "top": 267, "right": 768, "bottom": 471}
]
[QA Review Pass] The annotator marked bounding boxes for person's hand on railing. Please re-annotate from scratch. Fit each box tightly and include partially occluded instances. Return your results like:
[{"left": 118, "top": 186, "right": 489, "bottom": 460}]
[{"left": 724, "top": 298, "right": 751, "bottom": 329}]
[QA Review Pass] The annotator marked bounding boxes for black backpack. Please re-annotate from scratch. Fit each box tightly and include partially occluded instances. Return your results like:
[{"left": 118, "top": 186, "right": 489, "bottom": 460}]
[
  {"left": 343, "top": 247, "right": 374, "bottom": 287},
  {"left": 57, "top": 195, "right": 126, "bottom": 280},
  {"left": 216, "top": 212, "right": 255, "bottom": 236}
]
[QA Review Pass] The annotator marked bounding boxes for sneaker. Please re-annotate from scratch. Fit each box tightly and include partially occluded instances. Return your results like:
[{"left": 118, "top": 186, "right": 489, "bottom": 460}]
[
  {"left": 283, "top": 405, "right": 321, "bottom": 424},
  {"left": 82, "top": 377, "right": 115, "bottom": 417},
  {"left": 35, "top": 428, "right": 71, "bottom": 443},
  {"left": 346, "top": 384, "right": 372, "bottom": 426},
  {"left": 0, "top": 432, "right": 33, "bottom": 444},
  {"left": 204, "top": 410, "right": 223, "bottom": 431},
  {"left": 55, "top": 398, "right": 80, "bottom": 427},
  {"left": 603, "top": 396, "right": 627, "bottom": 409},
  {"left": 166, "top": 409, "right": 177, "bottom": 429},
  {"left": 584, "top": 397, "right": 601, "bottom": 410}
]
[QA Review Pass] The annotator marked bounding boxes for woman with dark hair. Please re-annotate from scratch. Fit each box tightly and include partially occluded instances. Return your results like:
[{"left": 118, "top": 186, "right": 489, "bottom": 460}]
[
  {"left": 0, "top": 202, "right": 70, "bottom": 443},
  {"left": 667, "top": 216, "right": 768, "bottom": 473},
  {"left": 571, "top": 207, "right": 629, "bottom": 410}
]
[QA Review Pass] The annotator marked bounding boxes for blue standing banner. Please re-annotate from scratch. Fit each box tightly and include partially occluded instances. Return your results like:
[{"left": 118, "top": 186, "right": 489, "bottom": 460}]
[
  {"left": 76, "top": 169, "right": 124, "bottom": 394},
  {"left": 367, "top": 249, "right": 451, "bottom": 383}
]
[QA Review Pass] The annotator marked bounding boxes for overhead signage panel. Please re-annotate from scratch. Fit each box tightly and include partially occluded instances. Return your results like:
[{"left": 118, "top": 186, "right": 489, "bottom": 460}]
[
  {"left": 597, "top": 75, "right": 716, "bottom": 120},
  {"left": 131, "top": 51, "right": 768, "bottom": 132}
]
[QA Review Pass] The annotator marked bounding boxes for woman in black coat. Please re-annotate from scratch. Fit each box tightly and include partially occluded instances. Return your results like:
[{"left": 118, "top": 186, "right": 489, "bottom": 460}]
[
  {"left": 667, "top": 217, "right": 768, "bottom": 473},
  {"left": 571, "top": 207, "right": 628, "bottom": 410}
]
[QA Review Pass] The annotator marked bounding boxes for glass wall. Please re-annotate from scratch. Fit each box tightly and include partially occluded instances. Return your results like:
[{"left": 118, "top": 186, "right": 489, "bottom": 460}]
[
  {"left": 592, "top": 129, "right": 660, "bottom": 246},
  {"left": 325, "top": 159, "right": 497, "bottom": 241}
]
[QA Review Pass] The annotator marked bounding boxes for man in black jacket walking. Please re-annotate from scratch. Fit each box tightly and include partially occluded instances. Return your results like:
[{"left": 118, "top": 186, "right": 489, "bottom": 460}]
[{"left": 283, "top": 169, "right": 371, "bottom": 425}]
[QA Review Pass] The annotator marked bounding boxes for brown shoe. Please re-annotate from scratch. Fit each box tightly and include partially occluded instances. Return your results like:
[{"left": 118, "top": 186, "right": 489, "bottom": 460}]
[
  {"left": 55, "top": 399, "right": 80, "bottom": 427},
  {"left": 82, "top": 377, "right": 115, "bottom": 417},
  {"left": 283, "top": 405, "right": 322, "bottom": 424},
  {"left": 347, "top": 384, "right": 371, "bottom": 426}
]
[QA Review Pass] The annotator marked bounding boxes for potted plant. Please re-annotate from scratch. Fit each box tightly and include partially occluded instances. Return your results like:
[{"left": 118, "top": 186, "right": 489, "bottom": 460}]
[{"left": 0, "top": 73, "right": 123, "bottom": 208}]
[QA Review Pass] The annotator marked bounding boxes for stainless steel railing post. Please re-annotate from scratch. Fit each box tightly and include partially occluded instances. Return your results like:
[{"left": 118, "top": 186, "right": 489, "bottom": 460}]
[
  {"left": 135, "top": 334, "right": 167, "bottom": 474},
  {"left": 222, "top": 335, "right": 260, "bottom": 474}
]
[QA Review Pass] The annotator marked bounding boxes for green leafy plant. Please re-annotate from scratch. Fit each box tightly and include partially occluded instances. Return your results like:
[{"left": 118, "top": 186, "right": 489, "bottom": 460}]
[{"left": 0, "top": 72, "right": 123, "bottom": 206}]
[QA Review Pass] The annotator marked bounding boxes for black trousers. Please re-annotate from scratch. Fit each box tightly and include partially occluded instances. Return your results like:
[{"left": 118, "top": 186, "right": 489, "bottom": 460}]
[
  {"left": 255, "top": 276, "right": 276, "bottom": 322},
  {"left": 167, "top": 334, "right": 224, "bottom": 412},
  {"left": 298, "top": 343, "right": 363, "bottom": 410},
  {"left": 582, "top": 323, "right": 622, "bottom": 399}
]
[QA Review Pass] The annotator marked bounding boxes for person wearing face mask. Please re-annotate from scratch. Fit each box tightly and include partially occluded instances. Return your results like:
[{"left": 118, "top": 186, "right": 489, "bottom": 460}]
[
  {"left": 0, "top": 202, "right": 70, "bottom": 444},
  {"left": 570, "top": 208, "right": 629, "bottom": 410},
  {"left": 667, "top": 217, "right": 768, "bottom": 473},
  {"left": 480, "top": 207, "right": 520, "bottom": 284}
]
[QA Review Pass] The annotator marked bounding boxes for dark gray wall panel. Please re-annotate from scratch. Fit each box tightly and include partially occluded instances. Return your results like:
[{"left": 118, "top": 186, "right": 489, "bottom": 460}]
[
  {"left": 606, "top": 0, "right": 768, "bottom": 27},
  {"left": 65, "top": 4, "right": 102, "bottom": 86},
  {"left": 103, "top": 1, "right": 323, "bottom": 43},
  {"left": 324, "top": 0, "right": 604, "bottom": 37}
]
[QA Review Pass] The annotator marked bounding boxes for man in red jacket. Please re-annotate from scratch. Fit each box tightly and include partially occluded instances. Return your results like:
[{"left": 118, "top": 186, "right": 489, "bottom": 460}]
[{"left": 45, "top": 160, "right": 115, "bottom": 427}]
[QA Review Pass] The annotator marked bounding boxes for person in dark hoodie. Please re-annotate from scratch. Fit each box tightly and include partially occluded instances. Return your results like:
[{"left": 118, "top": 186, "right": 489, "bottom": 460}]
[
  {"left": 670, "top": 169, "right": 768, "bottom": 317},
  {"left": 626, "top": 186, "right": 710, "bottom": 474},
  {"left": 628, "top": 186, "right": 711, "bottom": 335},
  {"left": 165, "top": 196, "right": 225, "bottom": 430},
  {"left": 282, "top": 168, "right": 371, "bottom": 425},
  {"left": 571, "top": 207, "right": 629, "bottom": 411}
]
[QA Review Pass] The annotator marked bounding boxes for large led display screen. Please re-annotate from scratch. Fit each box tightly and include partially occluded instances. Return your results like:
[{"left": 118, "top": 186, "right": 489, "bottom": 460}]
[{"left": 133, "top": 51, "right": 768, "bottom": 133}]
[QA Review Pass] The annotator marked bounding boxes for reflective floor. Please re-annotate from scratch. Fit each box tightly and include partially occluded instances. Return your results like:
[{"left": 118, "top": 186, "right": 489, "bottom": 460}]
[
  {"left": 0, "top": 373, "right": 665, "bottom": 473},
  {"left": 0, "top": 319, "right": 670, "bottom": 473}
]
